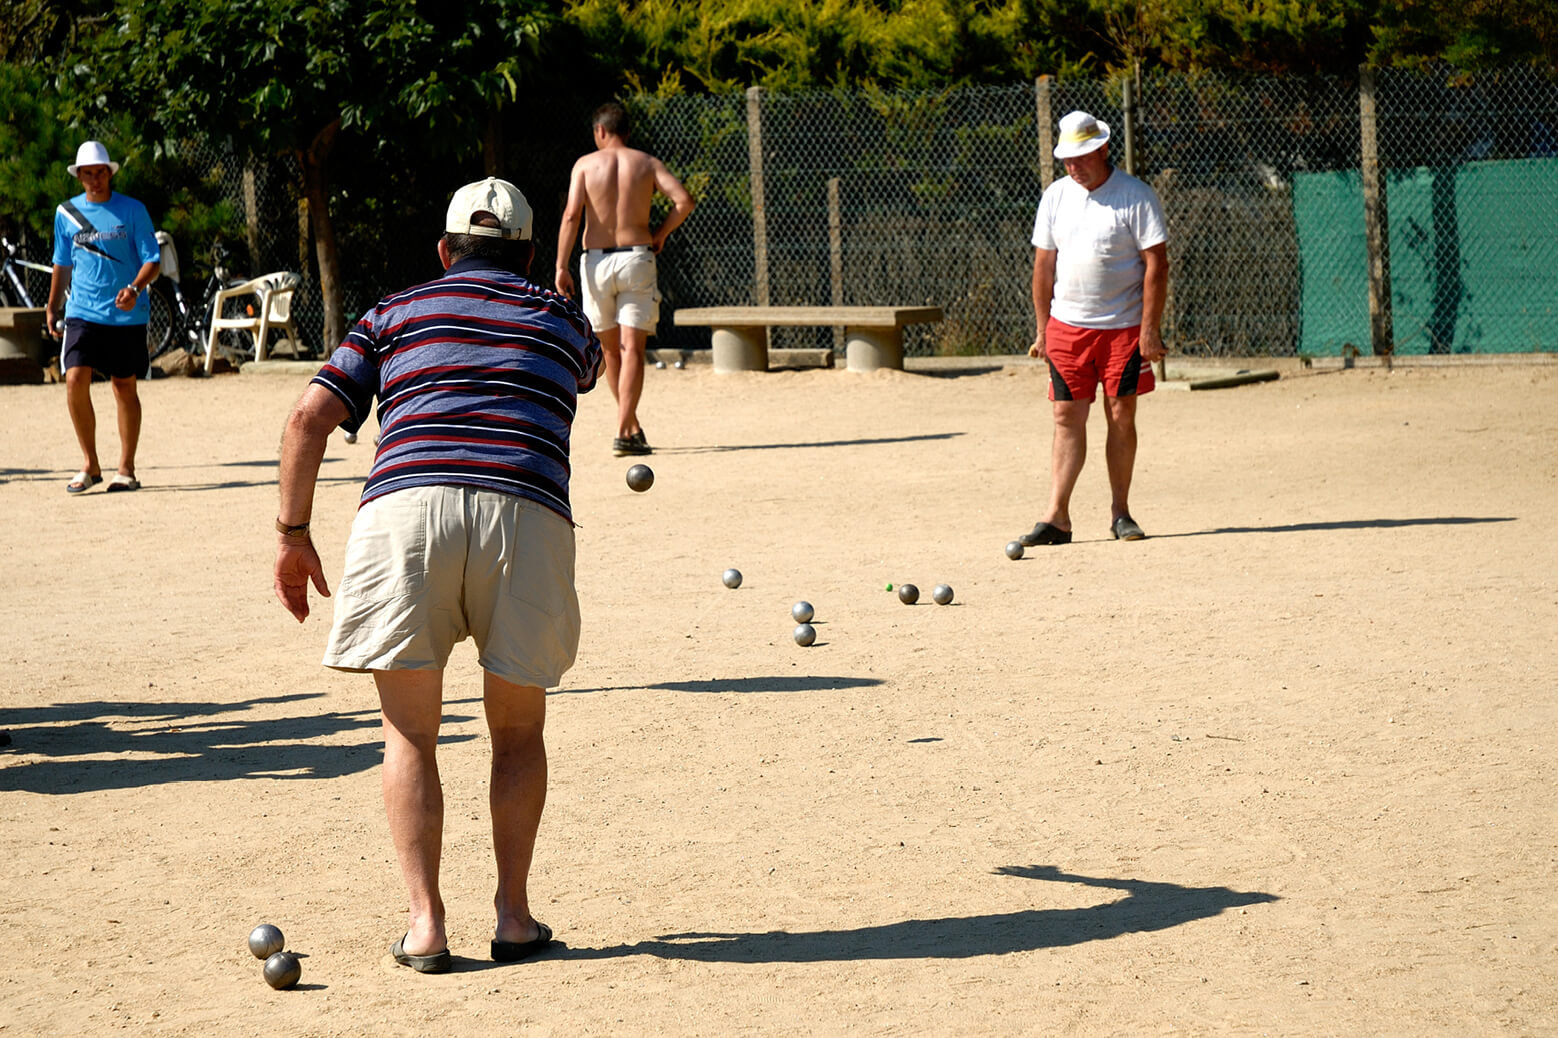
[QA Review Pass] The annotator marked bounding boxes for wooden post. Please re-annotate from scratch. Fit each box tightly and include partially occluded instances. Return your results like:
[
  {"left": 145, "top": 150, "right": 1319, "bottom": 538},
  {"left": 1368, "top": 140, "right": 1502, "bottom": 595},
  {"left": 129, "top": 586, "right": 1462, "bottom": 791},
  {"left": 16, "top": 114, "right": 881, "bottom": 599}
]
[
  {"left": 827, "top": 177, "right": 843, "bottom": 351},
  {"left": 746, "top": 86, "right": 771, "bottom": 307},
  {"left": 1359, "top": 66, "right": 1393, "bottom": 356},
  {"left": 242, "top": 163, "right": 261, "bottom": 271},
  {"left": 1036, "top": 76, "right": 1055, "bottom": 190}
]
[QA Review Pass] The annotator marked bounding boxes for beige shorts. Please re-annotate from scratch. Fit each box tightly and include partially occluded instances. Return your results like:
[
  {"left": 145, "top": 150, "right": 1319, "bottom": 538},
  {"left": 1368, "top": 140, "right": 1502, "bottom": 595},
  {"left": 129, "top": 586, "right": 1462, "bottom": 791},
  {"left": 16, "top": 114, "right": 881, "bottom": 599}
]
[
  {"left": 580, "top": 247, "right": 660, "bottom": 332},
  {"left": 322, "top": 485, "right": 581, "bottom": 688}
]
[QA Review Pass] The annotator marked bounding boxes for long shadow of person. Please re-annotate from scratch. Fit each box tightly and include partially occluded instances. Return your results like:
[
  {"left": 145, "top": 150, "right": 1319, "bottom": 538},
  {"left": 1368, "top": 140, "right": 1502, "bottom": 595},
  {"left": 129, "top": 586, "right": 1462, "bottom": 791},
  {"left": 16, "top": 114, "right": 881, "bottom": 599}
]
[
  {"left": 561, "top": 864, "right": 1278, "bottom": 963},
  {"left": 0, "top": 693, "right": 475, "bottom": 793}
]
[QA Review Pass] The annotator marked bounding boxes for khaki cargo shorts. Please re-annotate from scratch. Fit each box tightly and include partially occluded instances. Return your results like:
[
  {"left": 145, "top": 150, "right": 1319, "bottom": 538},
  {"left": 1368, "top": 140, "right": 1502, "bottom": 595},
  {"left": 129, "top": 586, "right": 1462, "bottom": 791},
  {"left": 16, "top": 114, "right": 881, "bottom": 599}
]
[{"left": 322, "top": 485, "right": 581, "bottom": 688}]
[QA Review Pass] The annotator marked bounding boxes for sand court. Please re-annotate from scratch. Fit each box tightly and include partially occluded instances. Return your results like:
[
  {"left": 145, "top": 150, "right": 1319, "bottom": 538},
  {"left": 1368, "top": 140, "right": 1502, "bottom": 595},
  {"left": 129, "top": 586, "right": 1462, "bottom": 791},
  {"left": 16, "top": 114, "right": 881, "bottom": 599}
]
[{"left": 1, "top": 360, "right": 1554, "bottom": 1035}]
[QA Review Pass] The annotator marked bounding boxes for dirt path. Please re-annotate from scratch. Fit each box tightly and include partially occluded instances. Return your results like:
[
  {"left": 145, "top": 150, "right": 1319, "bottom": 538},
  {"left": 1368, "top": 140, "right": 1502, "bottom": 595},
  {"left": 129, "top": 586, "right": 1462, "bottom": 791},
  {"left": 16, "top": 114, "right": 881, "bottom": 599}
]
[{"left": 2, "top": 362, "right": 1553, "bottom": 1035}]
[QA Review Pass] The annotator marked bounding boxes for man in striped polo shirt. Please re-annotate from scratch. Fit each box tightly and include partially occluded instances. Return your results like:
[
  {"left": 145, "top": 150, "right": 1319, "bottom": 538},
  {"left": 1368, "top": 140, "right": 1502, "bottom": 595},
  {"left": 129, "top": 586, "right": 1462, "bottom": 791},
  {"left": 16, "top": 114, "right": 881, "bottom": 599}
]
[{"left": 273, "top": 178, "right": 602, "bottom": 973}]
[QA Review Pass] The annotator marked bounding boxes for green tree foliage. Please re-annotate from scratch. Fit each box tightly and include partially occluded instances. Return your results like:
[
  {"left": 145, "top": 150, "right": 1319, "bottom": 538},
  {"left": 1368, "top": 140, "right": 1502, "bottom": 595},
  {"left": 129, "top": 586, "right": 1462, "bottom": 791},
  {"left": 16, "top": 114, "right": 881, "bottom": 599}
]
[
  {"left": 564, "top": 0, "right": 1102, "bottom": 93},
  {"left": 68, "top": 0, "right": 554, "bottom": 347},
  {"left": 1371, "top": 0, "right": 1558, "bottom": 69},
  {"left": 0, "top": 64, "right": 76, "bottom": 244},
  {"left": 563, "top": 0, "right": 1558, "bottom": 92}
]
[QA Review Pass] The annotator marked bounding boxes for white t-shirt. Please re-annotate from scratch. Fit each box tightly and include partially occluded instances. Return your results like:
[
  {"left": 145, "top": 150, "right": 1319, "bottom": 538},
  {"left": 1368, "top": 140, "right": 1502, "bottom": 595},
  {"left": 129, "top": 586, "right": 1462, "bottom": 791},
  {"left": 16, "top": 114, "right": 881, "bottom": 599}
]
[{"left": 1031, "top": 169, "right": 1167, "bottom": 329}]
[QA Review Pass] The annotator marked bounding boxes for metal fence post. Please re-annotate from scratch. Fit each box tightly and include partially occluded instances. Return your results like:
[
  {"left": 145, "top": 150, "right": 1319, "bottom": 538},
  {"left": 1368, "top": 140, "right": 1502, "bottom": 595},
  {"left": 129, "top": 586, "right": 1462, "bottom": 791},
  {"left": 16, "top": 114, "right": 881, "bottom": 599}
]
[
  {"left": 827, "top": 176, "right": 844, "bottom": 351},
  {"left": 1036, "top": 76, "right": 1054, "bottom": 190},
  {"left": 746, "top": 86, "right": 771, "bottom": 307},
  {"left": 1359, "top": 66, "right": 1394, "bottom": 356}
]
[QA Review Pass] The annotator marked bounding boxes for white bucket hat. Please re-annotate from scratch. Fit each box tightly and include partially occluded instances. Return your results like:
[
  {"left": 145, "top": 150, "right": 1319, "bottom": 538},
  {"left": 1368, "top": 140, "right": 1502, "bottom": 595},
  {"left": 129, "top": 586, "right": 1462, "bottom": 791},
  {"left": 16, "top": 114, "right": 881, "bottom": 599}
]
[
  {"left": 67, "top": 140, "right": 120, "bottom": 177},
  {"left": 445, "top": 177, "right": 533, "bottom": 241},
  {"left": 1053, "top": 111, "right": 1111, "bottom": 159}
]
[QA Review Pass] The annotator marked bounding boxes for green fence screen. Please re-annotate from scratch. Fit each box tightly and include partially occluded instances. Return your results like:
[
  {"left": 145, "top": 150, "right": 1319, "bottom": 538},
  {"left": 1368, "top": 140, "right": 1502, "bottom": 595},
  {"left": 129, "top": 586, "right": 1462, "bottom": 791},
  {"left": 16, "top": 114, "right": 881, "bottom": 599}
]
[{"left": 1295, "top": 157, "right": 1558, "bottom": 355}]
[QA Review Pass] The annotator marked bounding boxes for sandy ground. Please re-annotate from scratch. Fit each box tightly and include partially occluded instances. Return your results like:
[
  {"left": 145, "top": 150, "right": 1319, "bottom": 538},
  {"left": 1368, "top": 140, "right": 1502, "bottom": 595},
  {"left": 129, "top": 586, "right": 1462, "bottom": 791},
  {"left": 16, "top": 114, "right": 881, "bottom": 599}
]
[{"left": 0, "top": 359, "right": 1554, "bottom": 1037}]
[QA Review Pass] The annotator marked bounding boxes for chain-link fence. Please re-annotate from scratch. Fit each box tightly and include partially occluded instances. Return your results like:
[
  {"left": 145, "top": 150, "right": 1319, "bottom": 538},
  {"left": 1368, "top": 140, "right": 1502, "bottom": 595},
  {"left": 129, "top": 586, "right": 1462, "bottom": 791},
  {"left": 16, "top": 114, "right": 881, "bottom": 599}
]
[
  {"left": 629, "top": 68, "right": 1558, "bottom": 357},
  {"left": 87, "top": 67, "right": 1556, "bottom": 361}
]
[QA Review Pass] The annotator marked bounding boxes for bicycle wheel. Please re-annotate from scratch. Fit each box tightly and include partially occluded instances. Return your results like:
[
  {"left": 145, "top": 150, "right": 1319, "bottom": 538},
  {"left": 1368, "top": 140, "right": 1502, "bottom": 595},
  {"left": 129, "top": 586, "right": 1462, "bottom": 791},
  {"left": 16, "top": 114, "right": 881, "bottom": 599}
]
[{"left": 146, "top": 283, "right": 178, "bottom": 359}]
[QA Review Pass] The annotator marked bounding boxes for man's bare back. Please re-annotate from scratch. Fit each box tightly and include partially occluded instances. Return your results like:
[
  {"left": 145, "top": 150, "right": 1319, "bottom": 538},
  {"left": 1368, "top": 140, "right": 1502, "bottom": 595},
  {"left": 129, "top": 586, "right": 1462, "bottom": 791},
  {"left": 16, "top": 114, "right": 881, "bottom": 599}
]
[
  {"left": 555, "top": 120, "right": 694, "bottom": 301},
  {"left": 574, "top": 146, "right": 659, "bottom": 249}
]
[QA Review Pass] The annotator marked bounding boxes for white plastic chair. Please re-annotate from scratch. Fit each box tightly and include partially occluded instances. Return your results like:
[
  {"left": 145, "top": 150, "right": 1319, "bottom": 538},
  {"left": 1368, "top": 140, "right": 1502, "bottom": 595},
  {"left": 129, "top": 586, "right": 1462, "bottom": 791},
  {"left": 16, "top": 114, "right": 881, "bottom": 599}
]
[{"left": 203, "top": 271, "right": 303, "bottom": 373}]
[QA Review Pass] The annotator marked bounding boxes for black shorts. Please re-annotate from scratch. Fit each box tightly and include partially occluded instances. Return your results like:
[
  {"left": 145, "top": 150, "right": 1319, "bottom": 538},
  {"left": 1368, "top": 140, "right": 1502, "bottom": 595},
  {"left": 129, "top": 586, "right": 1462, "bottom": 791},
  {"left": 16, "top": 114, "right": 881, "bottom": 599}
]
[{"left": 61, "top": 318, "right": 148, "bottom": 379}]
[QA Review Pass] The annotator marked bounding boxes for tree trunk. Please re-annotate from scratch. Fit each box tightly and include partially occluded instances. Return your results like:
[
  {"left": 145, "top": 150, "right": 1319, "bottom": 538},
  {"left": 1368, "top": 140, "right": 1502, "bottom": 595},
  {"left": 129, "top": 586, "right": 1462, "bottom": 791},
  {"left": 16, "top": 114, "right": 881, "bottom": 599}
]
[
  {"left": 299, "top": 117, "right": 344, "bottom": 352},
  {"left": 483, "top": 110, "right": 502, "bottom": 177}
]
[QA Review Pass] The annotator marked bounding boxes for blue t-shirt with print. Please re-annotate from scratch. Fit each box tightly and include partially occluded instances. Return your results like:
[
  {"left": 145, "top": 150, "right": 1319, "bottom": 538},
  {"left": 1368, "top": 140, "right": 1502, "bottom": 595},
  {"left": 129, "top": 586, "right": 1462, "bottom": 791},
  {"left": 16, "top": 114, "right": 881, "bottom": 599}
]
[{"left": 51, "top": 192, "right": 160, "bottom": 326}]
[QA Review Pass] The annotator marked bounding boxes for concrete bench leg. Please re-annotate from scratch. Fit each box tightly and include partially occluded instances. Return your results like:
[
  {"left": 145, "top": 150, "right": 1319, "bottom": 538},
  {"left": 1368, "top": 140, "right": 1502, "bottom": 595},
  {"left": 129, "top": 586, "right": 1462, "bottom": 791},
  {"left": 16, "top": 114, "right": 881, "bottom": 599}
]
[
  {"left": 845, "top": 326, "right": 903, "bottom": 372},
  {"left": 711, "top": 326, "right": 768, "bottom": 373}
]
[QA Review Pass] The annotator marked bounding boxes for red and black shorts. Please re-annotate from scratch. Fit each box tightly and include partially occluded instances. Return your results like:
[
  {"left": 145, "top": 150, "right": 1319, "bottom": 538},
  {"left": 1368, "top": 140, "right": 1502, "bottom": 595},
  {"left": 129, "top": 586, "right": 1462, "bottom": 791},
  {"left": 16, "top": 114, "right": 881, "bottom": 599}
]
[{"left": 1043, "top": 318, "right": 1154, "bottom": 402}]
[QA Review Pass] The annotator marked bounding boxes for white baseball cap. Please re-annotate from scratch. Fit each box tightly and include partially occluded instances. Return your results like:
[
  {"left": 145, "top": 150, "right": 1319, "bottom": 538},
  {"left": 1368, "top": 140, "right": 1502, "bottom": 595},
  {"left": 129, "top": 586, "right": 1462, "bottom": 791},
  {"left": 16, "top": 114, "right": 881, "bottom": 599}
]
[
  {"left": 445, "top": 177, "right": 533, "bottom": 241},
  {"left": 68, "top": 140, "right": 120, "bottom": 176},
  {"left": 1053, "top": 111, "right": 1111, "bottom": 159}
]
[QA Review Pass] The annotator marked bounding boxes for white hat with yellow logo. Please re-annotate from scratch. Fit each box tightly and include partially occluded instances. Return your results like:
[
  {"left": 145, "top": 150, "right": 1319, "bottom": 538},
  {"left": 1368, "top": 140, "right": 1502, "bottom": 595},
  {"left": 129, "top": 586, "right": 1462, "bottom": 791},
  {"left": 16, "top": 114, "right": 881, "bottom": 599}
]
[{"left": 1053, "top": 111, "right": 1111, "bottom": 159}]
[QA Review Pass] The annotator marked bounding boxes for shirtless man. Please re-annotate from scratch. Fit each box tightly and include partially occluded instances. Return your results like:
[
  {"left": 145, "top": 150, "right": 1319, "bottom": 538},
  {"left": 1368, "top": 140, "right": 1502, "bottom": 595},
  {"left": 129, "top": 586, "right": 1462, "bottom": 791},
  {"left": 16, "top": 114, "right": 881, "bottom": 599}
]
[{"left": 556, "top": 102, "right": 695, "bottom": 457}]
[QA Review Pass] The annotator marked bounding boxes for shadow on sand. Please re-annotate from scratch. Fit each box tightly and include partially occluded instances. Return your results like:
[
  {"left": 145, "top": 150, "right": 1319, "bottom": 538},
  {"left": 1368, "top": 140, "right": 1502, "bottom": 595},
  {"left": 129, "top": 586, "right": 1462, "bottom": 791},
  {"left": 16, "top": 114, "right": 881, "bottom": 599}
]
[
  {"left": 0, "top": 692, "right": 473, "bottom": 794},
  {"left": 656, "top": 432, "right": 962, "bottom": 455},
  {"left": 556, "top": 865, "right": 1277, "bottom": 963},
  {"left": 1163, "top": 515, "right": 1515, "bottom": 538},
  {"left": 552, "top": 675, "right": 883, "bottom": 696}
]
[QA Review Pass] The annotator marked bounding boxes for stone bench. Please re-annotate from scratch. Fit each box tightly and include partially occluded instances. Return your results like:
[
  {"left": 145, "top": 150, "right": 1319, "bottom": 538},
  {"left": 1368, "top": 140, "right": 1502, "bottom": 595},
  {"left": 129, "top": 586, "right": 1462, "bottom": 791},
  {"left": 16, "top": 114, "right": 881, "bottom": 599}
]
[
  {"left": 673, "top": 306, "right": 943, "bottom": 373},
  {"left": 0, "top": 308, "right": 46, "bottom": 383}
]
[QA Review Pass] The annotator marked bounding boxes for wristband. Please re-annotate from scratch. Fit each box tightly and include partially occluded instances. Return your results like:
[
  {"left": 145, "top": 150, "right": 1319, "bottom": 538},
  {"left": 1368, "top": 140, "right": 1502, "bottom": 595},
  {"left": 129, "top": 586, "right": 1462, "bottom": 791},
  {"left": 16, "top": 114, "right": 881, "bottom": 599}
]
[{"left": 275, "top": 518, "right": 311, "bottom": 539}]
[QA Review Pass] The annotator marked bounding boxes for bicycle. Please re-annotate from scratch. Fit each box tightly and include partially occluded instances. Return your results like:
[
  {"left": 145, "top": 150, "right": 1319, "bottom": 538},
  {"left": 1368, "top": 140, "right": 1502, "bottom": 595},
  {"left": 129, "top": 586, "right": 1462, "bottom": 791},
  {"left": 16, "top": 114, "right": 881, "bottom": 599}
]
[
  {"left": 145, "top": 234, "right": 249, "bottom": 364},
  {"left": 1, "top": 235, "right": 52, "bottom": 309}
]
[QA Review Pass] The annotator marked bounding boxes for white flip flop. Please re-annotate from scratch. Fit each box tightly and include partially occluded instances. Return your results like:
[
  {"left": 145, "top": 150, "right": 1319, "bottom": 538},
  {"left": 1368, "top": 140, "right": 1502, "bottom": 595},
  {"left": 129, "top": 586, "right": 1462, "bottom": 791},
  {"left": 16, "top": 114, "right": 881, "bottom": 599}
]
[{"left": 66, "top": 470, "right": 102, "bottom": 494}]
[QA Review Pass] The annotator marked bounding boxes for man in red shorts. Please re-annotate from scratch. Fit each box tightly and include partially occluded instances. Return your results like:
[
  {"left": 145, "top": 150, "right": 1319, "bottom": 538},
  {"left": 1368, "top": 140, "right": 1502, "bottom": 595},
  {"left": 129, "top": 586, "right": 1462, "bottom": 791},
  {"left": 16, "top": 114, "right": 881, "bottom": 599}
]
[{"left": 1020, "top": 110, "right": 1168, "bottom": 545}]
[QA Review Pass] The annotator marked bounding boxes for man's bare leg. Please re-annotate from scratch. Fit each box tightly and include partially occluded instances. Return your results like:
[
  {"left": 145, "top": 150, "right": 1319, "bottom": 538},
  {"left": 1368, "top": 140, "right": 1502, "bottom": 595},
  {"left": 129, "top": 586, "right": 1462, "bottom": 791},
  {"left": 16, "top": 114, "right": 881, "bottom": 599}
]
[
  {"left": 484, "top": 671, "right": 548, "bottom": 945},
  {"left": 375, "top": 668, "right": 448, "bottom": 956},
  {"left": 615, "top": 325, "right": 648, "bottom": 439},
  {"left": 1042, "top": 399, "right": 1091, "bottom": 531},
  {"left": 65, "top": 366, "right": 101, "bottom": 478},
  {"left": 1103, "top": 394, "right": 1139, "bottom": 522},
  {"left": 598, "top": 326, "right": 622, "bottom": 406},
  {"left": 109, "top": 375, "right": 141, "bottom": 478}
]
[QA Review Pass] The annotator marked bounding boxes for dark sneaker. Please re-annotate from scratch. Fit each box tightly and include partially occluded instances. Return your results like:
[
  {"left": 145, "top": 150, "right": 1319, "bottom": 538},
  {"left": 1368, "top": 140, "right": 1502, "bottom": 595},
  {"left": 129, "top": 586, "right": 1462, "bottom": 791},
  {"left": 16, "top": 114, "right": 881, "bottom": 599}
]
[
  {"left": 1018, "top": 521, "right": 1072, "bottom": 547},
  {"left": 1111, "top": 516, "right": 1146, "bottom": 541},
  {"left": 613, "top": 430, "right": 652, "bottom": 457}
]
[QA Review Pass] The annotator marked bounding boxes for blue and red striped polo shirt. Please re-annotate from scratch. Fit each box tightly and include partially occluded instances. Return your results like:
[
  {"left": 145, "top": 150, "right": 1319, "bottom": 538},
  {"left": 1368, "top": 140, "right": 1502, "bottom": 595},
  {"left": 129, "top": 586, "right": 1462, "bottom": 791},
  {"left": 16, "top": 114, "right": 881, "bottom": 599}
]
[{"left": 312, "top": 257, "right": 602, "bottom": 522}]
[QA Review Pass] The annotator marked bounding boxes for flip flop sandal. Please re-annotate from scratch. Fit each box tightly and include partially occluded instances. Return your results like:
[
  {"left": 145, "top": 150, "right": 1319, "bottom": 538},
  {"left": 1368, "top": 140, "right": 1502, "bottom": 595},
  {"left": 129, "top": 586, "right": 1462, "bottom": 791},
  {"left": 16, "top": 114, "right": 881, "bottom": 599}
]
[
  {"left": 491, "top": 921, "right": 554, "bottom": 962},
  {"left": 66, "top": 470, "right": 103, "bottom": 494},
  {"left": 105, "top": 474, "right": 141, "bottom": 493},
  {"left": 390, "top": 934, "right": 451, "bottom": 974}
]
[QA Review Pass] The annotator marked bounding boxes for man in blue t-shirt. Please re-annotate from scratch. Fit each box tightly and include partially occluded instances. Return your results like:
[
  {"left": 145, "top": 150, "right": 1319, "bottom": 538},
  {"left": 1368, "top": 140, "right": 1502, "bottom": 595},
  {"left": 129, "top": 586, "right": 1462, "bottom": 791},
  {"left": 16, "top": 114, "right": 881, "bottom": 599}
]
[{"left": 46, "top": 140, "right": 161, "bottom": 494}]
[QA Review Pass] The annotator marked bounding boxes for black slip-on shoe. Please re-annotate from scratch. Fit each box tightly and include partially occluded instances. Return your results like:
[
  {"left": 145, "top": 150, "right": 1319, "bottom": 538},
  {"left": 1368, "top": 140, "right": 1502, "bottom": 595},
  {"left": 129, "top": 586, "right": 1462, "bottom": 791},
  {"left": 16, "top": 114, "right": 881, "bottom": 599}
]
[
  {"left": 1111, "top": 516, "right": 1146, "bottom": 541},
  {"left": 1018, "top": 521, "right": 1072, "bottom": 547}
]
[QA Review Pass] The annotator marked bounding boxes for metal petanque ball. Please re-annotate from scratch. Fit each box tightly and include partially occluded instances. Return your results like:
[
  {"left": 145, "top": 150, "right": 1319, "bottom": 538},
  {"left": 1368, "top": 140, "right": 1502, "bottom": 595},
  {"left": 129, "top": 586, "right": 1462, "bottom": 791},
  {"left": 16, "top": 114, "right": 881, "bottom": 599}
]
[
  {"left": 248, "top": 923, "right": 285, "bottom": 960},
  {"left": 655, "top": 359, "right": 666, "bottom": 369},
  {"left": 262, "top": 951, "right": 301, "bottom": 990},
  {"left": 932, "top": 583, "right": 954, "bottom": 605},
  {"left": 673, "top": 359, "right": 686, "bottom": 369},
  {"left": 722, "top": 568, "right": 743, "bottom": 589},
  {"left": 1005, "top": 540, "right": 1025, "bottom": 560},
  {"left": 897, "top": 583, "right": 919, "bottom": 605},
  {"left": 791, "top": 600, "right": 814, "bottom": 623},
  {"left": 625, "top": 463, "right": 654, "bottom": 492},
  {"left": 793, "top": 623, "right": 817, "bottom": 647}
]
